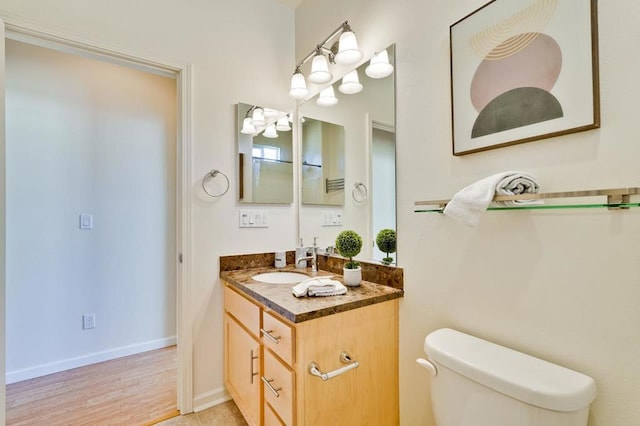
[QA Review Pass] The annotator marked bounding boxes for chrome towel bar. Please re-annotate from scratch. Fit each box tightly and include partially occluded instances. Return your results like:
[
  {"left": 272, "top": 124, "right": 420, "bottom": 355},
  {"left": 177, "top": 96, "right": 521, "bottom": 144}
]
[{"left": 308, "top": 351, "right": 359, "bottom": 381}]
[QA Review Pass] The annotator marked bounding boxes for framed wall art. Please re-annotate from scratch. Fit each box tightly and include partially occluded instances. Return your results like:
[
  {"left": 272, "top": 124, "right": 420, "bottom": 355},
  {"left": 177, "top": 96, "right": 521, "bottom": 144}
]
[{"left": 450, "top": 0, "right": 600, "bottom": 156}]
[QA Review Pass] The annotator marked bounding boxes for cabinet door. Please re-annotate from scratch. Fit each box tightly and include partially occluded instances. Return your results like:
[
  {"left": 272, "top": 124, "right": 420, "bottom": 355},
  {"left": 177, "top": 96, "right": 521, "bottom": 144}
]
[
  {"left": 225, "top": 315, "right": 261, "bottom": 426},
  {"left": 297, "top": 300, "right": 399, "bottom": 425}
]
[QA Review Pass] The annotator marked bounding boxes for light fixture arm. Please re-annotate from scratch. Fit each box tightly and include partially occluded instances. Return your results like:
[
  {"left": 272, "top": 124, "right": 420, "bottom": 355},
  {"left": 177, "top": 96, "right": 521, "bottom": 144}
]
[
  {"left": 245, "top": 104, "right": 260, "bottom": 118},
  {"left": 294, "top": 20, "right": 350, "bottom": 70}
]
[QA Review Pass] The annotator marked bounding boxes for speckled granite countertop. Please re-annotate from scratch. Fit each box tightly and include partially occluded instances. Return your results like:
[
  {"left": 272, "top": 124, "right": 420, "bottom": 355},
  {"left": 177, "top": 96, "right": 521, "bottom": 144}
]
[{"left": 221, "top": 265, "right": 404, "bottom": 323}]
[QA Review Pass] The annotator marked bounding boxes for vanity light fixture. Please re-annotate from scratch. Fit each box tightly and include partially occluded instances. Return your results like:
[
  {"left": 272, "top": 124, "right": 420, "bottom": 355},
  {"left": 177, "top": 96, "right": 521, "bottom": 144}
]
[
  {"left": 365, "top": 49, "right": 394, "bottom": 79},
  {"left": 288, "top": 20, "right": 362, "bottom": 99},
  {"left": 276, "top": 115, "right": 291, "bottom": 131},
  {"left": 308, "top": 48, "right": 332, "bottom": 84},
  {"left": 242, "top": 105, "right": 291, "bottom": 138},
  {"left": 338, "top": 69, "right": 363, "bottom": 94},
  {"left": 316, "top": 85, "right": 339, "bottom": 106},
  {"left": 262, "top": 108, "right": 280, "bottom": 119},
  {"left": 250, "top": 107, "right": 266, "bottom": 127},
  {"left": 334, "top": 27, "right": 363, "bottom": 65},
  {"left": 289, "top": 67, "right": 309, "bottom": 100},
  {"left": 240, "top": 117, "right": 256, "bottom": 135},
  {"left": 263, "top": 124, "right": 278, "bottom": 138}
]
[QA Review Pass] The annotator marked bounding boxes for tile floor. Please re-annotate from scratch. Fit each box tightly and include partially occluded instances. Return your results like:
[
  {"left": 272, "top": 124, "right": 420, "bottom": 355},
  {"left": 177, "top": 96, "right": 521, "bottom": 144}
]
[{"left": 155, "top": 400, "right": 248, "bottom": 425}]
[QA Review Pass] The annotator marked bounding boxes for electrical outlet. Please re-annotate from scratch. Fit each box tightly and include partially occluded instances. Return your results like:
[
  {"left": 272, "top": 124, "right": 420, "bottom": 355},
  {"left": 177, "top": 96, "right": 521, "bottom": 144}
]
[{"left": 83, "top": 314, "right": 96, "bottom": 330}]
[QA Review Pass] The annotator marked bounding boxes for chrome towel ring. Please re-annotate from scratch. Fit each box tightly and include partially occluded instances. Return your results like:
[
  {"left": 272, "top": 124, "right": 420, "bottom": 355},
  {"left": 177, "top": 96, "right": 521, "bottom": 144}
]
[
  {"left": 202, "top": 169, "right": 230, "bottom": 198},
  {"left": 352, "top": 182, "right": 368, "bottom": 203}
]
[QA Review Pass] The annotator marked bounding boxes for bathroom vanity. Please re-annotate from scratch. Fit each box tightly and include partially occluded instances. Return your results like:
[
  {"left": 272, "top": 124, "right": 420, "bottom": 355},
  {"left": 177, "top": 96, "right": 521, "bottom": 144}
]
[{"left": 221, "top": 256, "right": 403, "bottom": 426}]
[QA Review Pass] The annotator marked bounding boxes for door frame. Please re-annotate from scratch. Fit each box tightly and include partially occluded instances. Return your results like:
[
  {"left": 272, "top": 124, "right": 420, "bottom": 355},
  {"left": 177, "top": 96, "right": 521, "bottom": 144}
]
[{"left": 1, "top": 16, "right": 194, "bottom": 414}]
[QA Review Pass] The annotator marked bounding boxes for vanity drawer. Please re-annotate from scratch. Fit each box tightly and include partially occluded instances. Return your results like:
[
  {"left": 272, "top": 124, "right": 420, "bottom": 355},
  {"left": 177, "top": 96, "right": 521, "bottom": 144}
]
[
  {"left": 224, "top": 285, "right": 260, "bottom": 337},
  {"left": 262, "top": 311, "right": 294, "bottom": 365},
  {"left": 262, "top": 350, "right": 295, "bottom": 426},
  {"left": 264, "top": 402, "right": 285, "bottom": 426}
]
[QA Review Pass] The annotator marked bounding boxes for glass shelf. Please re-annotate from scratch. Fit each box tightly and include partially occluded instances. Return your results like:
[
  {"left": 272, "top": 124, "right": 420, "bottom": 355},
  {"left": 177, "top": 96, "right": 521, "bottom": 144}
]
[
  {"left": 414, "top": 187, "right": 640, "bottom": 213},
  {"left": 415, "top": 202, "right": 640, "bottom": 213}
]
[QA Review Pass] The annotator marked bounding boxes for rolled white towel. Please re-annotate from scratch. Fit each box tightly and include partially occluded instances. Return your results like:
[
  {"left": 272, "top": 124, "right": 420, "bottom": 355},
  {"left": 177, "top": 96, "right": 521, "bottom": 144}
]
[
  {"left": 443, "top": 171, "right": 541, "bottom": 226},
  {"left": 494, "top": 173, "right": 542, "bottom": 207},
  {"left": 292, "top": 276, "right": 346, "bottom": 298}
]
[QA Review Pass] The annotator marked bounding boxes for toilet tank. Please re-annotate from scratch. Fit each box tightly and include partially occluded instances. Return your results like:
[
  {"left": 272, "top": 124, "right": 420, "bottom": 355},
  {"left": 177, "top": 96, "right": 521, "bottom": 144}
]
[{"left": 423, "top": 328, "right": 597, "bottom": 426}]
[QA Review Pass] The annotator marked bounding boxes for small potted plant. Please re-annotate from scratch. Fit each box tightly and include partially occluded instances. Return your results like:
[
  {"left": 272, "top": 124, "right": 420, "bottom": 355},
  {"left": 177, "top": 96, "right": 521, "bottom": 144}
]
[
  {"left": 335, "top": 230, "right": 363, "bottom": 286},
  {"left": 376, "top": 229, "right": 397, "bottom": 265}
]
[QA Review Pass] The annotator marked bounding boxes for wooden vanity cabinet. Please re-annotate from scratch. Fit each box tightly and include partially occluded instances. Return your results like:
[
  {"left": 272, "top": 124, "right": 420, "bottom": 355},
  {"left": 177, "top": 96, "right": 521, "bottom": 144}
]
[
  {"left": 223, "top": 282, "right": 399, "bottom": 425},
  {"left": 224, "top": 286, "right": 261, "bottom": 425}
]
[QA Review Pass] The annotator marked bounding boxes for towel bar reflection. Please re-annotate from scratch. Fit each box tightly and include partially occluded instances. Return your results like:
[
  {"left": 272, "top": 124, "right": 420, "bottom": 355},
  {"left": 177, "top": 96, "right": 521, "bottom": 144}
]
[
  {"left": 308, "top": 351, "right": 359, "bottom": 381},
  {"left": 202, "top": 169, "right": 230, "bottom": 198}
]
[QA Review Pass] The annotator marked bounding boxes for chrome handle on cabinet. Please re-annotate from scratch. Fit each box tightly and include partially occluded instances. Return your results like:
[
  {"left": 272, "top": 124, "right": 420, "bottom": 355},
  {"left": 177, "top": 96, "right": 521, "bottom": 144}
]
[
  {"left": 261, "top": 376, "right": 282, "bottom": 398},
  {"left": 308, "top": 351, "right": 359, "bottom": 381},
  {"left": 261, "top": 328, "right": 282, "bottom": 344},
  {"left": 249, "top": 349, "right": 259, "bottom": 384}
]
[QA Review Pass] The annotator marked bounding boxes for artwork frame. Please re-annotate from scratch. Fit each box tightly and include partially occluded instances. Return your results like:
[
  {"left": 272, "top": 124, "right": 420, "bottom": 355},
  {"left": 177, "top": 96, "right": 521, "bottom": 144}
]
[{"left": 450, "top": 0, "right": 600, "bottom": 156}]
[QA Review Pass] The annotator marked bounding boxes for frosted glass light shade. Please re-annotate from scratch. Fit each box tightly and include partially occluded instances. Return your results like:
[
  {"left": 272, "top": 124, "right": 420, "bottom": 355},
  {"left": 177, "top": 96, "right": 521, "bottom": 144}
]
[
  {"left": 250, "top": 108, "right": 266, "bottom": 127},
  {"left": 240, "top": 117, "right": 256, "bottom": 135},
  {"left": 262, "top": 108, "right": 279, "bottom": 119},
  {"left": 289, "top": 71, "right": 309, "bottom": 99},
  {"left": 338, "top": 70, "right": 363, "bottom": 94},
  {"left": 335, "top": 30, "right": 363, "bottom": 65},
  {"left": 276, "top": 116, "right": 291, "bottom": 131},
  {"left": 365, "top": 49, "right": 394, "bottom": 79},
  {"left": 263, "top": 124, "right": 278, "bottom": 138},
  {"left": 316, "top": 86, "right": 339, "bottom": 106},
  {"left": 308, "top": 54, "right": 332, "bottom": 84}
]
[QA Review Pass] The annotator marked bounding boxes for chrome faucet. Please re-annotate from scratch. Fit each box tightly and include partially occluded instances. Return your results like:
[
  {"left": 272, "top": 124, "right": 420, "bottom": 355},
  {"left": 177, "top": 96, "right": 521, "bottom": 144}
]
[{"left": 295, "top": 237, "right": 318, "bottom": 274}]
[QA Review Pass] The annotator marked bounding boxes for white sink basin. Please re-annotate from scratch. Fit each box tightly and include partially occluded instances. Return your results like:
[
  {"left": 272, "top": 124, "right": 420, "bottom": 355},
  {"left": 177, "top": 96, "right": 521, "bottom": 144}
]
[{"left": 252, "top": 271, "right": 310, "bottom": 284}]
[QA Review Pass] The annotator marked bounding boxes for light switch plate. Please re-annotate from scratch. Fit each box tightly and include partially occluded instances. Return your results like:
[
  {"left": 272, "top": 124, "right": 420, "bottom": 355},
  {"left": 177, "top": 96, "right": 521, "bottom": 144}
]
[{"left": 239, "top": 210, "right": 268, "bottom": 228}]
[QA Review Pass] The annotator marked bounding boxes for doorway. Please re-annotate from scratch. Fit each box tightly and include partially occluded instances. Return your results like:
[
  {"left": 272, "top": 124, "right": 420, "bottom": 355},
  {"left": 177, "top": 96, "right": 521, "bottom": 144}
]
[
  {"left": 371, "top": 122, "right": 396, "bottom": 263},
  {"left": 2, "top": 19, "right": 192, "bottom": 418}
]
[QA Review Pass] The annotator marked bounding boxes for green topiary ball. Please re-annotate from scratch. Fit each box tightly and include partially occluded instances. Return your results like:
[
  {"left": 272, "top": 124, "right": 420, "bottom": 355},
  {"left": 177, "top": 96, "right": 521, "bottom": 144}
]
[
  {"left": 376, "top": 229, "right": 397, "bottom": 255},
  {"left": 335, "top": 230, "right": 363, "bottom": 269}
]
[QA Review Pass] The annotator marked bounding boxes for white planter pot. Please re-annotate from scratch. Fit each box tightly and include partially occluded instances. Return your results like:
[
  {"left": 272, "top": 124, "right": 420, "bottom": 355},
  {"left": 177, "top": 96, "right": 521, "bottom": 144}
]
[{"left": 343, "top": 266, "right": 362, "bottom": 287}]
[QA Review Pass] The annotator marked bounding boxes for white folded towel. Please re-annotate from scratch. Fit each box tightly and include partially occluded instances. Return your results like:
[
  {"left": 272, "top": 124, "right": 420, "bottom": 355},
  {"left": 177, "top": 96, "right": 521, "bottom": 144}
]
[
  {"left": 292, "top": 276, "right": 347, "bottom": 298},
  {"left": 443, "top": 171, "right": 541, "bottom": 226}
]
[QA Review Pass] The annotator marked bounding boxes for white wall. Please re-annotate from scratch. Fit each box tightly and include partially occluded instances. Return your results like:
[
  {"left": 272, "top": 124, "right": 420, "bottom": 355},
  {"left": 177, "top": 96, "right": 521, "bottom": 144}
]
[
  {"left": 5, "top": 40, "right": 177, "bottom": 381},
  {"left": 296, "top": 1, "right": 640, "bottom": 425},
  {"left": 0, "top": 0, "right": 295, "bottom": 410}
]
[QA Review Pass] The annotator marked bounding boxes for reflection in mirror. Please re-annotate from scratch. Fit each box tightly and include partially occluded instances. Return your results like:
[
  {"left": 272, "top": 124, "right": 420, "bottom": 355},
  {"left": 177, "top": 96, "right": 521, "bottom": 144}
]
[
  {"left": 301, "top": 118, "right": 345, "bottom": 206},
  {"left": 298, "top": 45, "right": 396, "bottom": 264},
  {"left": 237, "top": 102, "right": 293, "bottom": 204}
]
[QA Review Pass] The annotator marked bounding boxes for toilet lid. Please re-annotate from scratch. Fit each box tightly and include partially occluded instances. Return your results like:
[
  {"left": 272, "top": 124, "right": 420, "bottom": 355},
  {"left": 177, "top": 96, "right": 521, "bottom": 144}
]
[{"left": 424, "top": 328, "right": 597, "bottom": 412}]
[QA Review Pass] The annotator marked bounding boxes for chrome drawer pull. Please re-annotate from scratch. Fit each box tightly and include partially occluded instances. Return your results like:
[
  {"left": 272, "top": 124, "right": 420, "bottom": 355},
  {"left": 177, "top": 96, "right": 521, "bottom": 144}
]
[
  {"left": 261, "top": 328, "right": 282, "bottom": 344},
  {"left": 249, "top": 349, "right": 259, "bottom": 384},
  {"left": 261, "top": 376, "right": 282, "bottom": 397},
  {"left": 308, "top": 351, "right": 359, "bottom": 381}
]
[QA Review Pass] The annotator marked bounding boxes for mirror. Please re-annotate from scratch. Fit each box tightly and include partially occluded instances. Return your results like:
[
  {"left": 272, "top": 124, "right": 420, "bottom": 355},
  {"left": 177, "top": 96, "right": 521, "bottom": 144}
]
[
  {"left": 236, "top": 102, "right": 293, "bottom": 204},
  {"left": 298, "top": 44, "right": 396, "bottom": 264},
  {"left": 301, "top": 118, "right": 345, "bottom": 206}
]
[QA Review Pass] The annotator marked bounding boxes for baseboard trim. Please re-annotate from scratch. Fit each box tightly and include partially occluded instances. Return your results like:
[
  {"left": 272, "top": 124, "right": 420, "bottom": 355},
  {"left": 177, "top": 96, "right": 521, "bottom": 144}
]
[
  {"left": 193, "top": 387, "right": 231, "bottom": 413},
  {"left": 6, "top": 336, "right": 177, "bottom": 384}
]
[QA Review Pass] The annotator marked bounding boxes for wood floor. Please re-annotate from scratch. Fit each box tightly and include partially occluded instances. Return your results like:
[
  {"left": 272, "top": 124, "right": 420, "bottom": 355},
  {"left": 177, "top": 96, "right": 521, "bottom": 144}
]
[{"left": 6, "top": 345, "right": 178, "bottom": 426}]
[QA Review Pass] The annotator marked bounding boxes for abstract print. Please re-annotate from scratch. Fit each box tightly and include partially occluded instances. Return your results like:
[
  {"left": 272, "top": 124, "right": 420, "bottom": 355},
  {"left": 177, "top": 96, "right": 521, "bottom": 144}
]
[{"left": 469, "top": 0, "right": 562, "bottom": 138}]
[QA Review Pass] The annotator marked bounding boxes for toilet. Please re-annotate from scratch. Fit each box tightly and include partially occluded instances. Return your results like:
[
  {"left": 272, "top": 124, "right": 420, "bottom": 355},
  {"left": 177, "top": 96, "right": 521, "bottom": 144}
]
[{"left": 417, "top": 328, "right": 597, "bottom": 426}]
